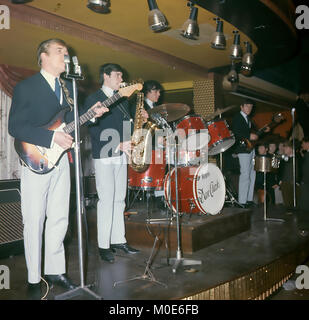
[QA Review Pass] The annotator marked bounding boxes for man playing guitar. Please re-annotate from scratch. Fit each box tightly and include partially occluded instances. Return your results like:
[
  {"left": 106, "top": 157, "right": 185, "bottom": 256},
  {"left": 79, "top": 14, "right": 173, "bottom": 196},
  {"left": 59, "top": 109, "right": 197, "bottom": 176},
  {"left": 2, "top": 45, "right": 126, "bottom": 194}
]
[{"left": 231, "top": 99, "right": 270, "bottom": 208}]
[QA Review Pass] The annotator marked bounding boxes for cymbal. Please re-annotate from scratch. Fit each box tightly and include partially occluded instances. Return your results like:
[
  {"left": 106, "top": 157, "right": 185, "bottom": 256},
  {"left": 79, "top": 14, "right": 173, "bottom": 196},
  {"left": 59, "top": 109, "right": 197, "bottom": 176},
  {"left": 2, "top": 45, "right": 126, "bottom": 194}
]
[
  {"left": 204, "top": 105, "right": 237, "bottom": 121},
  {"left": 148, "top": 103, "right": 190, "bottom": 122}
]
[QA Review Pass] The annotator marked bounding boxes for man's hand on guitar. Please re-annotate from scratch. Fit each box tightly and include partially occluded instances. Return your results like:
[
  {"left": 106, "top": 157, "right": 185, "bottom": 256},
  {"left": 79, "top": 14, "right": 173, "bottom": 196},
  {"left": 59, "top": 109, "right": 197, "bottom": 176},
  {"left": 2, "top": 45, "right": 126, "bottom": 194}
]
[
  {"left": 91, "top": 101, "right": 109, "bottom": 118},
  {"left": 250, "top": 133, "right": 259, "bottom": 141},
  {"left": 54, "top": 131, "right": 74, "bottom": 150}
]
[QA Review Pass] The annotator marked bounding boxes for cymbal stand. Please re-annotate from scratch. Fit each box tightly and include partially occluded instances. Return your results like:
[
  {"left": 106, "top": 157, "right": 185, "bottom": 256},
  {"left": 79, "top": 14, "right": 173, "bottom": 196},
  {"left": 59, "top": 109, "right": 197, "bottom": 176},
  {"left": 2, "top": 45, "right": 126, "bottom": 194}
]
[
  {"left": 113, "top": 235, "right": 167, "bottom": 288},
  {"left": 167, "top": 136, "right": 202, "bottom": 273}
]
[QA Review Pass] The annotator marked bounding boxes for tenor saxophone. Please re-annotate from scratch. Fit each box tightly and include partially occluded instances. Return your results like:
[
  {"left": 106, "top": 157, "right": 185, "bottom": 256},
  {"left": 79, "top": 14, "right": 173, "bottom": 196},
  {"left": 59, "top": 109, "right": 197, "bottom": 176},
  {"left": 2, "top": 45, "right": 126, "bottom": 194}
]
[{"left": 130, "top": 92, "right": 158, "bottom": 172}]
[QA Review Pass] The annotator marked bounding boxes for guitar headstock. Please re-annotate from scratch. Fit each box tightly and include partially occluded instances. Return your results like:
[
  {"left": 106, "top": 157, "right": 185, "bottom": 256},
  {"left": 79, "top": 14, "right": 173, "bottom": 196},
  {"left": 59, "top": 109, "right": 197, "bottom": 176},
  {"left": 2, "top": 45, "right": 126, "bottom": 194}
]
[
  {"left": 273, "top": 113, "right": 285, "bottom": 123},
  {"left": 119, "top": 80, "right": 143, "bottom": 97}
]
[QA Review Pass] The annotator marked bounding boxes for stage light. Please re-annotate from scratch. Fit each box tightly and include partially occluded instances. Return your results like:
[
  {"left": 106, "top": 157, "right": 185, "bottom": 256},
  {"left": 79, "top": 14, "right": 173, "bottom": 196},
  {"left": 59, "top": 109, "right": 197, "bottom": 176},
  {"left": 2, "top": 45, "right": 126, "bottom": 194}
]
[
  {"left": 240, "top": 41, "right": 253, "bottom": 76},
  {"left": 211, "top": 18, "right": 226, "bottom": 50},
  {"left": 147, "top": 0, "right": 169, "bottom": 32},
  {"left": 227, "top": 61, "right": 239, "bottom": 84},
  {"left": 87, "top": 0, "right": 111, "bottom": 14},
  {"left": 181, "top": 6, "right": 199, "bottom": 40},
  {"left": 230, "top": 30, "right": 242, "bottom": 60}
]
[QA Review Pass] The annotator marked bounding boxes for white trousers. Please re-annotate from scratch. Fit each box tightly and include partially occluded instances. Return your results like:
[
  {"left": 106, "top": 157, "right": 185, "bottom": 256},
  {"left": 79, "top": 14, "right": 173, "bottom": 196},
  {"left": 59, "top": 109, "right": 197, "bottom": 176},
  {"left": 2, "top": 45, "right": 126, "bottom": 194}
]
[
  {"left": 21, "top": 156, "right": 70, "bottom": 284},
  {"left": 94, "top": 154, "right": 127, "bottom": 249},
  {"left": 238, "top": 151, "right": 256, "bottom": 204}
]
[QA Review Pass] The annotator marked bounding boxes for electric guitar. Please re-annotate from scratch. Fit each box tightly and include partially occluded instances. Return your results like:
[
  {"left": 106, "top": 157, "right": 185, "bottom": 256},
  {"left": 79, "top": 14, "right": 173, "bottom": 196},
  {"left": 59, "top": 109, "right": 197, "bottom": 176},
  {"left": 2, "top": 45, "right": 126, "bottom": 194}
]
[
  {"left": 239, "top": 113, "right": 285, "bottom": 151},
  {"left": 15, "top": 82, "right": 143, "bottom": 174}
]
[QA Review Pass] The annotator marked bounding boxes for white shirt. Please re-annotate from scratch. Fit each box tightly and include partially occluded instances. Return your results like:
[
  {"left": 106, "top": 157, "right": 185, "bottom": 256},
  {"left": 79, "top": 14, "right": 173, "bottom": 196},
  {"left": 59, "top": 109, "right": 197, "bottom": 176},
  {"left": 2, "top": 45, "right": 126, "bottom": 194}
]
[
  {"left": 145, "top": 98, "right": 154, "bottom": 109},
  {"left": 240, "top": 111, "right": 251, "bottom": 128},
  {"left": 102, "top": 85, "right": 114, "bottom": 98},
  {"left": 40, "top": 69, "right": 63, "bottom": 105},
  {"left": 40, "top": 69, "right": 64, "bottom": 148}
]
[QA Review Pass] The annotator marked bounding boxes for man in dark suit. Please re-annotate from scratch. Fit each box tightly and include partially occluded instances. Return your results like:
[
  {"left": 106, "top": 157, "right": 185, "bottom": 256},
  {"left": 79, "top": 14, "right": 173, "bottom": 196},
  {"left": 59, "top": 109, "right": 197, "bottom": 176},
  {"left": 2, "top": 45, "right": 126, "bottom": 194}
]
[
  {"left": 231, "top": 99, "right": 259, "bottom": 207},
  {"left": 84, "top": 63, "right": 144, "bottom": 263},
  {"left": 8, "top": 38, "right": 107, "bottom": 298}
]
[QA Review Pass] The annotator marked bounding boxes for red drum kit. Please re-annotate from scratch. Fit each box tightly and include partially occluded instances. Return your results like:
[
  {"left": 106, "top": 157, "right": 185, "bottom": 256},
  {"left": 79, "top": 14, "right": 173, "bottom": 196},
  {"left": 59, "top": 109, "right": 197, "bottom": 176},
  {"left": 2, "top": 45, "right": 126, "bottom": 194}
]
[{"left": 128, "top": 103, "right": 236, "bottom": 216}]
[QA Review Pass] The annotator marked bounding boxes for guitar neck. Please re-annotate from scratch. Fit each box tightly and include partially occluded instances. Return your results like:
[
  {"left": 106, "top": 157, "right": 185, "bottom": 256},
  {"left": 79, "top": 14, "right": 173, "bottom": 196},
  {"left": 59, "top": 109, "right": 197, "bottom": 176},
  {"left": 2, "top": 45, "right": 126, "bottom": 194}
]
[{"left": 63, "top": 92, "right": 122, "bottom": 134}]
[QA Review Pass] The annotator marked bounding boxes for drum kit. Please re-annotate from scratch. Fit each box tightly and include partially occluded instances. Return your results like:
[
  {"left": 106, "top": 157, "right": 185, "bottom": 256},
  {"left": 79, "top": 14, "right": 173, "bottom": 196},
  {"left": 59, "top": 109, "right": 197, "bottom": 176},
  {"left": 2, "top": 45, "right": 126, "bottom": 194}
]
[{"left": 128, "top": 103, "right": 236, "bottom": 216}]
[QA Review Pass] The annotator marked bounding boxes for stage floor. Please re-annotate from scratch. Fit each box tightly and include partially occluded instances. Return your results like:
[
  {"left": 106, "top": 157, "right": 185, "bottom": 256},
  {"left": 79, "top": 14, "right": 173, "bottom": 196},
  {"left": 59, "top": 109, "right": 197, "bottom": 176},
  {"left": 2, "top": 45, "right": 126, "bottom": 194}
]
[{"left": 1, "top": 202, "right": 309, "bottom": 301}]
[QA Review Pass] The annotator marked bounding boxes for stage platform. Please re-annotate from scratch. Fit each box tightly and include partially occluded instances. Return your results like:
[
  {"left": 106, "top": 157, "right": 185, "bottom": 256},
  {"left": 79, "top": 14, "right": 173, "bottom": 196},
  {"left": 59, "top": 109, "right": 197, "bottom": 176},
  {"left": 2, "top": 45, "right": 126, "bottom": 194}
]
[{"left": 1, "top": 203, "right": 309, "bottom": 301}]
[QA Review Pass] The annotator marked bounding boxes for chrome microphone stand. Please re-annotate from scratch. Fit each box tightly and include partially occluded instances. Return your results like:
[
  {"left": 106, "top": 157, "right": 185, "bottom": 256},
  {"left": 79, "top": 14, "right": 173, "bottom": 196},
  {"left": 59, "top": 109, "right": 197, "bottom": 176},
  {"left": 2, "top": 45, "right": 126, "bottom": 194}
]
[
  {"left": 55, "top": 56, "right": 102, "bottom": 300},
  {"left": 167, "top": 136, "right": 202, "bottom": 273}
]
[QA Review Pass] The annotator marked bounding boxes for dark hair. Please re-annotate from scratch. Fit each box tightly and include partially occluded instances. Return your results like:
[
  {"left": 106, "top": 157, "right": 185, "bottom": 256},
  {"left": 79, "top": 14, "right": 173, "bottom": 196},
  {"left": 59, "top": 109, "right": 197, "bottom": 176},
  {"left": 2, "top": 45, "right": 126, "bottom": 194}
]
[
  {"left": 241, "top": 98, "right": 255, "bottom": 107},
  {"left": 142, "top": 80, "right": 162, "bottom": 95},
  {"left": 37, "top": 38, "right": 67, "bottom": 66},
  {"left": 99, "top": 63, "right": 123, "bottom": 83}
]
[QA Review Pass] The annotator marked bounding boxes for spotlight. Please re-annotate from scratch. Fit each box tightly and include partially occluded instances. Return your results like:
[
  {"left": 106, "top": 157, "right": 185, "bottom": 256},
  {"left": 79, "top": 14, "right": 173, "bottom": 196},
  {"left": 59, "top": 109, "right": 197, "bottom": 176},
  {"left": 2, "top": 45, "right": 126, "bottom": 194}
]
[
  {"left": 227, "top": 61, "right": 239, "bottom": 83},
  {"left": 147, "top": 0, "right": 169, "bottom": 32},
  {"left": 11, "top": 0, "right": 33, "bottom": 3},
  {"left": 211, "top": 18, "right": 226, "bottom": 50},
  {"left": 230, "top": 30, "right": 242, "bottom": 60},
  {"left": 181, "top": 6, "right": 199, "bottom": 40},
  {"left": 87, "top": 0, "right": 111, "bottom": 14},
  {"left": 240, "top": 41, "right": 253, "bottom": 76}
]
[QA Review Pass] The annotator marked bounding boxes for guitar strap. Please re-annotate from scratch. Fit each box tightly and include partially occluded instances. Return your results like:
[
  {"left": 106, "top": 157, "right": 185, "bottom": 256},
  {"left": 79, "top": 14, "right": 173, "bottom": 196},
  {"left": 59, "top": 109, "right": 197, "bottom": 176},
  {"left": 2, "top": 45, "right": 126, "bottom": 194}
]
[{"left": 59, "top": 78, "right": 74, "bottom": 111}]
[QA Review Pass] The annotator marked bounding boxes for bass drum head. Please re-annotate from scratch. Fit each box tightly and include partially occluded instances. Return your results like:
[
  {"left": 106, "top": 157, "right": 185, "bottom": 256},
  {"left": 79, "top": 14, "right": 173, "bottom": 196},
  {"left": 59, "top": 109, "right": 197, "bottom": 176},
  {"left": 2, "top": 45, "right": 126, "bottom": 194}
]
[{"left": 193, "top": 163, "right": 226, "bottom": 215}]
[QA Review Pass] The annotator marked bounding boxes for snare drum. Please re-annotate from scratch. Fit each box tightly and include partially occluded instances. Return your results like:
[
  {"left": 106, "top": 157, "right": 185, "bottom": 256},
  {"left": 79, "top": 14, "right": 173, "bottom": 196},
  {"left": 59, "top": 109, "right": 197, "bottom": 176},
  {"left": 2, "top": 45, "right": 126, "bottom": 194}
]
[
  {"left": 175, "top": 115, "right": 209, "bottom": 151},
  {"left": 164, "top": 163, "right": 226, "bottom": 215},
  {"left": 207, "top": 119, "right": 235, "bottom": 155},
  {"left": 128, "top": 149, "right": 166, "bottom": 190}
]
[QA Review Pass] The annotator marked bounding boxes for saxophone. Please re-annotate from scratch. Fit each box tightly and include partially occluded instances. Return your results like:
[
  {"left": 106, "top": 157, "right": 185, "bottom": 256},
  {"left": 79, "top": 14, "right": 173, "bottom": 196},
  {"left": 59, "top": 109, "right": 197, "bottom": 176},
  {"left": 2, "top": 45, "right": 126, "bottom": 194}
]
[{"left": 130, "top": 92, "right": 158, "bottom": 172}]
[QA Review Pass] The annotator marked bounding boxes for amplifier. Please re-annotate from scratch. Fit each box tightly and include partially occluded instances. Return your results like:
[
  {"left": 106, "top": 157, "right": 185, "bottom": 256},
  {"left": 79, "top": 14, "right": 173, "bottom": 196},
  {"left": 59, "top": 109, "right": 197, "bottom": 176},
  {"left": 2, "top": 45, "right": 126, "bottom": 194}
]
[{"left": 0, "top": 188, "right": 24, "bottom": 259}]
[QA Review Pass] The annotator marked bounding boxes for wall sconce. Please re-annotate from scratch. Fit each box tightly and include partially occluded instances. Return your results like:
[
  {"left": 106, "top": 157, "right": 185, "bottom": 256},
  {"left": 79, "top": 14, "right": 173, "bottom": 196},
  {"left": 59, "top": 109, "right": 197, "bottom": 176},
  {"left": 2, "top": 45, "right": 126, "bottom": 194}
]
[
  {"left": 181, "top": 6, "right": 199, "bottom": 40},
  {"left": 147, "top": 0, "right": 169, "bottom": 32},
  {"left": 211, "top": 18, "right": 226, "bottom": 50},
  {"left": 240, "top": 41, "right": 253, "bottom": 76}
]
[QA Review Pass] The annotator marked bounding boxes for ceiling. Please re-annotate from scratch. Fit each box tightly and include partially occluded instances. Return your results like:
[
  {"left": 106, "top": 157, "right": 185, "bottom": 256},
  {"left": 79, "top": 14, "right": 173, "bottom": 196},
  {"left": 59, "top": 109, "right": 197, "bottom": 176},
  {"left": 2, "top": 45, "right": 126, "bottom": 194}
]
[{"left": 1, "top": 0, "right": 299, "bottom": 91}]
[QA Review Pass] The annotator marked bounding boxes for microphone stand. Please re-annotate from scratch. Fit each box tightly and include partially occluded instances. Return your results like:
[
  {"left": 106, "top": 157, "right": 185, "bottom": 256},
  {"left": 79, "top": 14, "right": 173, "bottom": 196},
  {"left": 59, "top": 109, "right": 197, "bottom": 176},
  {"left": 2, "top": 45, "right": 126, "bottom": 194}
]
[
  {"left": 291, "top": 108, "right": 297, "bottom": 208},
  {"left": 55, "top": 60, "right": 102, "bottom": 300},
  {"left": 167, "top": 136, "right": 202, "bottom": 273}
]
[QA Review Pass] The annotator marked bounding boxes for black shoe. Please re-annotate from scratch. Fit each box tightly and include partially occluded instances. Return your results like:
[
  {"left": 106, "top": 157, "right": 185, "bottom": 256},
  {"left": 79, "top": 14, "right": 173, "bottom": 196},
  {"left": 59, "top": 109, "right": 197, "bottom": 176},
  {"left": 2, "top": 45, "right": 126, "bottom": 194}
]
[
  {"left": 110, "top": 243, "right": 140, "bottom": 254},
  {"left": 45, "top": 274, "right": 77, "bottom": 290},
  {"left": 27, "top": 282, "right": 42, "bottom": 300},
  {"left": 98, "top": 248, "right": 115, "bottom": 263},
  {"left": 246, "top": 201, "right": 257, "bottom": 208}
]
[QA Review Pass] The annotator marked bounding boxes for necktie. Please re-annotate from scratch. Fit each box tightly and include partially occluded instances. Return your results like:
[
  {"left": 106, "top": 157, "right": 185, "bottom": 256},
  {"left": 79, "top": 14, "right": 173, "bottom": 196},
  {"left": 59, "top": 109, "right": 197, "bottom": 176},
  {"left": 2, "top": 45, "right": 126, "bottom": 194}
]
[
  {"left": 246, "top": 115, "right": 250, "bottom": 127},
  {"left": 55, "top": 78, "right": 61, "bottom": 102}
]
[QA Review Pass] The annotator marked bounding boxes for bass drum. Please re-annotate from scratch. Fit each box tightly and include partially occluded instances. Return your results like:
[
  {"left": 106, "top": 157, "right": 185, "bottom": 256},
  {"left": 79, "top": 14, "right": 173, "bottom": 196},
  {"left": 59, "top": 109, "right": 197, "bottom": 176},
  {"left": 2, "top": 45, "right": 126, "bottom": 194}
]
[{"left": 164, "top": 163, "right": 226, "bottom": 215}]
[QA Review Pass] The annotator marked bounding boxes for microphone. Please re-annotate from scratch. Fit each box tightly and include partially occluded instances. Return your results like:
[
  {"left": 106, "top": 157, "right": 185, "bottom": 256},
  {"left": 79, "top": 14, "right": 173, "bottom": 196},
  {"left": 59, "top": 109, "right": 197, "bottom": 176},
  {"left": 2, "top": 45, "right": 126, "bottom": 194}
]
[
  {"left": 64, "top": 54, "right": 70, "bottom": 76},
  {"left": 72, "top": 56, "right": 82, "bottom": 76}
]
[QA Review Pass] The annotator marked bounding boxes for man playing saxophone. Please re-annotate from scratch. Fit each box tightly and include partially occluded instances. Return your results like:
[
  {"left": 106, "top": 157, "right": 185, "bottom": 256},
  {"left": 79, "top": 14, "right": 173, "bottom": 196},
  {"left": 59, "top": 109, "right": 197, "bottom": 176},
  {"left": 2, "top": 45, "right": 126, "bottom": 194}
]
[{"left": 84, "top": 63, "right": 147, "bottom": 263}]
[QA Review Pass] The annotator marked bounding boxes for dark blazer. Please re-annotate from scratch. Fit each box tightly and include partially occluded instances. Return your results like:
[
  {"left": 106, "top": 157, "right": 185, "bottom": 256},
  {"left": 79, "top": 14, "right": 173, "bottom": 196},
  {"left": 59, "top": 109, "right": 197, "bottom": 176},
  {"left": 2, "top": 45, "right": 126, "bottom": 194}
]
[
  {"left": 84, "top": 89, "right": 133, "bottom": 159},
  {"left": 231, "top": 112, "right": 256, "bottom": 154},
  {"left": 8, "top": 73, "right": 74, "bottom": 148}
]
